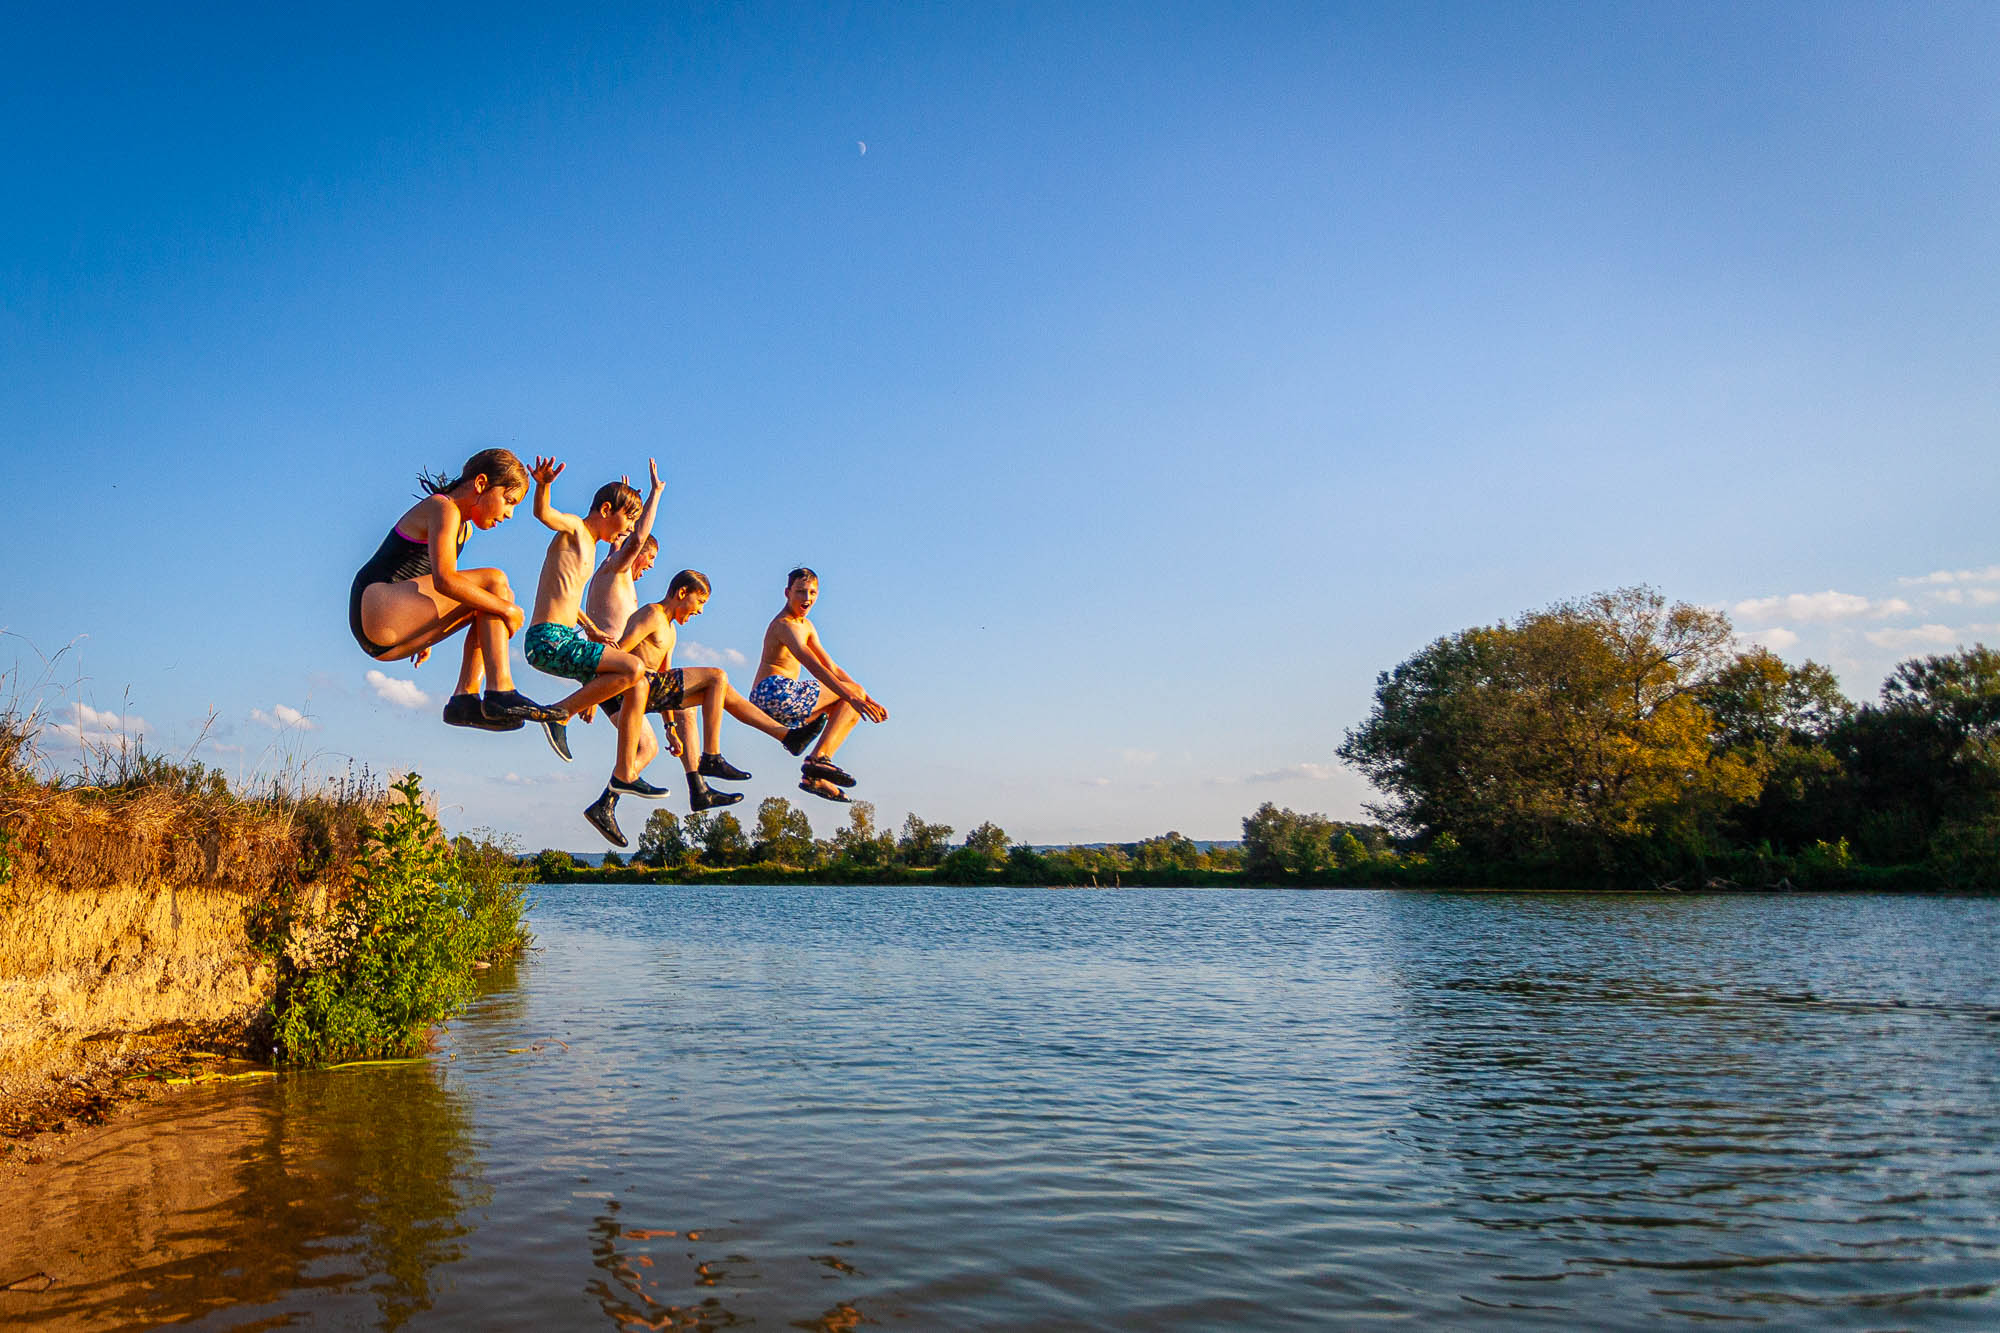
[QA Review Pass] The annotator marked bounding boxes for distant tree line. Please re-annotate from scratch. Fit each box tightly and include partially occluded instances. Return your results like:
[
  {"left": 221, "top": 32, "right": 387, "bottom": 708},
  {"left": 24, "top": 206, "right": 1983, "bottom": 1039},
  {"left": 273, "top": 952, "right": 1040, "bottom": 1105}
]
[{"left": 519, "top": 585, "right": 1999, "bottom": 891}]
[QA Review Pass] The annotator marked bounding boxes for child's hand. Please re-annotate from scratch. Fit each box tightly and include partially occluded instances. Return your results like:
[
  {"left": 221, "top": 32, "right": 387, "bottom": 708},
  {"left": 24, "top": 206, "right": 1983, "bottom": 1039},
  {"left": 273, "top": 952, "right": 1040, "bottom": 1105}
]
[
  {"left": 579, "top": 704, "right": 597, "bottom": 724},
  {"left": 412, "top": 646, "right": 431, "bottom": 667},
  {"left": 647, "top": 457, "right": 660, "bottom": 491},
  {"left": 857, "top": 693, "right": 888, "bottom": 723},
  {"left": 502, "top": 604, "right": 524, "bottom": 636},
  {"left": 531, "top": 456, "right": 564, "bottom": 485},
  {"left": 665, "top": 716, "right": 683, "bottom": 757},
  {"left": 584, "top": 624, "right": 617, "bottom": 646}
]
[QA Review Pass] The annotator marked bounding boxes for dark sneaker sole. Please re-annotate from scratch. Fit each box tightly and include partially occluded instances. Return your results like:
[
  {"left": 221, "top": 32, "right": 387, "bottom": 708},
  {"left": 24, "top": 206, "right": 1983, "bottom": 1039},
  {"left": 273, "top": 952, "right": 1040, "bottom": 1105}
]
[
  {"left": 608, "top": 780, "right": 673, "bottom": 800},
  {"left": 445, "top": 713, "right": 526, "bottom": 732}
]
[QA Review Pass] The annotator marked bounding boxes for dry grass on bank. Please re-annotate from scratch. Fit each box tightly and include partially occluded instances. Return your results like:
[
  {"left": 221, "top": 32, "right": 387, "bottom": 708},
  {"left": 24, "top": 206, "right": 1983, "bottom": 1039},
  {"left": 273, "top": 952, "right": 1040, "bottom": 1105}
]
[{"left": 0, "top": 708, "right": 386, "bottom": 898}]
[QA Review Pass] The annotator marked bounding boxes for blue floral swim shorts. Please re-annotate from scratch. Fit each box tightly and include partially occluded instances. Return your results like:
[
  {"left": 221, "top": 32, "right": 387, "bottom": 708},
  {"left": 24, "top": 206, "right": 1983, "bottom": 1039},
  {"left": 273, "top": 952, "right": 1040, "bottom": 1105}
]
[
  {"left": 525, "top": 622, "right": 605, "bottom": 684},
  {"left": 749, "top": 674, "right": 820, "bottom": 727}
]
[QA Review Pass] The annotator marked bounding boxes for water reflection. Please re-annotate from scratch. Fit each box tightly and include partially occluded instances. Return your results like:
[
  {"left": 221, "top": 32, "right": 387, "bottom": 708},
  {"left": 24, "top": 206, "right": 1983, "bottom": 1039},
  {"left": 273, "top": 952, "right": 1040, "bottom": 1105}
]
[
  {"left": 1373, "top": 893, "right": 2000, "bottom": 1322},
  {"left": 1, "top": 1055, "right": 481, "bottom": 1330}
]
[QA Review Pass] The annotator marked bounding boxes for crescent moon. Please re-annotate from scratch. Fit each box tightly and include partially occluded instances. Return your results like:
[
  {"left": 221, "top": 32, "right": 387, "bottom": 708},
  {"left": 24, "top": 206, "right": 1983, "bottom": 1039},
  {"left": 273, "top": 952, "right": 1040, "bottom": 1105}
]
[{"left": 858, "top": 141, "right": 867, "bottom": 155}]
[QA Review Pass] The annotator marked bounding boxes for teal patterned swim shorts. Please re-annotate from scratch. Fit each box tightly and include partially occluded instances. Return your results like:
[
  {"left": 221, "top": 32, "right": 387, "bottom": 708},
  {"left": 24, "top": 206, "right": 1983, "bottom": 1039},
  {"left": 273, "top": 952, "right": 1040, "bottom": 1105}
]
[{"left": 525, "top": 622, "right": 606, "bottom": 683}]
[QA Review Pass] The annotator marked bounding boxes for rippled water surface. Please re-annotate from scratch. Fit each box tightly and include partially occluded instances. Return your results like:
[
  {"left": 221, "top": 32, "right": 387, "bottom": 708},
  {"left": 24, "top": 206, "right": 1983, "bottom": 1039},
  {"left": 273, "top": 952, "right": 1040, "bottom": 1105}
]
[{"left": 6, "top": 887, "right": 1999, "bottom": 1329}]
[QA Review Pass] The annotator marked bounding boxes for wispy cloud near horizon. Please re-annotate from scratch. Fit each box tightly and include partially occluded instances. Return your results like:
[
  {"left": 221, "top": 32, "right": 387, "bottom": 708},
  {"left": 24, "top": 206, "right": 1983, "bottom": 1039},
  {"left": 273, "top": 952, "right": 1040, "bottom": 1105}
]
[
  {"left": 249, "top": 703, "right": 316, "bottom": 731},
  {"left": 1732, "top": 591, "right": 1910, "bottom": 623}
]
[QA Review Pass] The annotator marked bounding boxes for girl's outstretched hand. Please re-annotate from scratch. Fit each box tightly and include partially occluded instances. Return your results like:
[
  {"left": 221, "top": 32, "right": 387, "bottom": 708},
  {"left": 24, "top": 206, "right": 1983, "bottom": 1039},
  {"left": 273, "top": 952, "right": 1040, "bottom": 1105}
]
[
  {"left": 531, "top": 456, "right": 564, "bottom": 485},
  {"left": 647, "top": 457, "right": 660, "bottom": 490}
]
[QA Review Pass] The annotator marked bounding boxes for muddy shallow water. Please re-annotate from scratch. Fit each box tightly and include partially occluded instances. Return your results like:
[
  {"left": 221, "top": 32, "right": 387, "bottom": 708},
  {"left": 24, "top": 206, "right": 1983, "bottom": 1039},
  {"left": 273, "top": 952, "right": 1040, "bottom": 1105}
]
[{"left": 4, "top": 885, "right": 1998, "bottom": 1329}]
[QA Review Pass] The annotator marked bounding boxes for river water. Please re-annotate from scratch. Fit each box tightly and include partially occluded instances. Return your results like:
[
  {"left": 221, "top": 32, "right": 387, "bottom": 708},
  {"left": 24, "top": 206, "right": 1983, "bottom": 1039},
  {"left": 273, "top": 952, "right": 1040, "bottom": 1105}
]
[{"left": 4, "top": 886, "right": 1998, "bottom": 1330}]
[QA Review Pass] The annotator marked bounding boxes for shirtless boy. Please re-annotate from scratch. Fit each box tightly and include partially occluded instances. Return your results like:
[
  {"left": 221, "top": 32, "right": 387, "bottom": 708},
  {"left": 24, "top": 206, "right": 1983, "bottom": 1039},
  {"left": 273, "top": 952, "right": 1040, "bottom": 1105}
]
[
  {"left": 749, "top": 567, "right": 888, "bottom": 803},
  {"left": 610, "top": 569, "right": 830, "bottom": 811},
  {"left": 521, "top": 456, "right": 665, "bottom": 847},
  {"left": 585, "top": 528, "right": 658, "bottom": 641}
]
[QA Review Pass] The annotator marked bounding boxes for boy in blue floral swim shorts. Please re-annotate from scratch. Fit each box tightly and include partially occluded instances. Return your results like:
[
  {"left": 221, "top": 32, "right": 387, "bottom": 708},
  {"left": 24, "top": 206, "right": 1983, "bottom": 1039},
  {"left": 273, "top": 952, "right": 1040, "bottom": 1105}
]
[
  {"left": 613, "top": 569, "right": 829, "bottom": 812},
  {"left": 522, "top": 456, "right": 668, "bottom": 848},
  {"left": 753, "top": 567, "right": 888, "bottom": 803}
]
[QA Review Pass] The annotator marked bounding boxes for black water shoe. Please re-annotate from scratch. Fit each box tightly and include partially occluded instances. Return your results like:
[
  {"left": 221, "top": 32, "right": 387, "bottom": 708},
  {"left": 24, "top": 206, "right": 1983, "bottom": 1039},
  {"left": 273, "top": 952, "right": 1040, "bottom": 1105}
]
[
  {"left": 542, "top": 719, "right": 572, "bottom": 762},
  {"left": 780, "top": 715, "right": 828, "bottom": 756},
  {"left": 483, "top": 688, "right": 565, "bottom": 724},
  {"left": 686, "top": 772, "right": 743, "bottom": 811},
  {"left": 698, "top": 753, "right": 752, "bottom": 782},
  {"left": 584, "top": 789, "right": 627, "bottom": 846},
  {"left": 444, "top": 693, "right": 523, "bottom": 731},
  {"left": 609, "top": 775, "right": 673, "bottom": 800}
]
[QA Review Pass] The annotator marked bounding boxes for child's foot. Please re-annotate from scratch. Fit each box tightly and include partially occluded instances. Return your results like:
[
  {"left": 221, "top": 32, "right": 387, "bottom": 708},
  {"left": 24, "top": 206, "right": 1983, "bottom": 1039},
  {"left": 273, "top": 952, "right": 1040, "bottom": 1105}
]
[
  {"left": 697, "top": 753, "right": 752, "bottom": 782},
  {"left": 686, "top": 772, "right": 744, "bottom": 811},
  {"left": 443, "top": 693, "right": 524, "bottom": 732},
  {"left": 688, "top": 785, "right": 744, "bottom": 811},
  {"left": 799, "top": 776, "right": 850, "bottom": 804},
  {"left": 780, "top": 715, "right": 828, "bottom": 756},
  {"left": 482, "top": 689, "right": 565, "bottom": 724},
  {"left": 542, "top": 719, "right": 572, "bottom": 762},
  {"left": 803, "top": 756, "right": 856, "bottom": 788},
  {"left": 584, "top": 788, "right": 627, "bottom": 846},
  {"left": 609, "top": 774, "right": 672, "bottom": 800}
]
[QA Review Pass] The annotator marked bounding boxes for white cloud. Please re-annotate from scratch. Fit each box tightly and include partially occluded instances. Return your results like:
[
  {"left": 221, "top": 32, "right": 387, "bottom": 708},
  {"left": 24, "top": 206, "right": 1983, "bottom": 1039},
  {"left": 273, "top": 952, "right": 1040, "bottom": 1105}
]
[
  {"left": 1245, "top": 762, "right": 1337, "bottom": 784},
  {"left": 1899, "top": 565, "right": 2000, "bottom": 586},
  {"left": 366, "top": 670, "right": 431, "bottom": 710},
  {"left": 249, "top": 703, "right": 317, "bottom": 731},
  {"left": 678, "top": 641, "right": 748, "bottom": 667},
  {"left": 1740, "top": 627, "right": 1800, "bottom": 651},
  {"left": 1931, "top": 587, "right": 2000, "bottom": 607},
  {"left": 1120, "top": 748, "right": 1158, "bottom": 765},
  {"left": 45, "top": 701, "right": 152, "bottom": 748},
  {"left": 499, "top": 772, "right": 537, "bottom": 785},
  {"left": 1864, "top": 624, "right": 1972, "bottom": 651},
  {"left": 1079, "top": 776, "right": 1112, "bottom": 787},
  {"left": 1732, "top": 591, "right": 1909, "bottom": 622}
]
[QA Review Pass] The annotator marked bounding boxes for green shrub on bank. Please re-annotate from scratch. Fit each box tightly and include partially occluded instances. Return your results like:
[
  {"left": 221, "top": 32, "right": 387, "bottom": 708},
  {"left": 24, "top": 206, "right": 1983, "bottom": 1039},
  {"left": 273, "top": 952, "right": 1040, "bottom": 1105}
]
[{"left": 261, "top": 773, "right": 527, "bottom": 1066}]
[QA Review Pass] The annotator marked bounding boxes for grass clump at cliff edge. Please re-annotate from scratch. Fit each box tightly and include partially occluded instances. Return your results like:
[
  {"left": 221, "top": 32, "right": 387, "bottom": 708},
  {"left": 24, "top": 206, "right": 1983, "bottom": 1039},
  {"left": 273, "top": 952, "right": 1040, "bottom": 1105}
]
[{"left": 257, "top": 772, "right": 528, "bottom": 1066}]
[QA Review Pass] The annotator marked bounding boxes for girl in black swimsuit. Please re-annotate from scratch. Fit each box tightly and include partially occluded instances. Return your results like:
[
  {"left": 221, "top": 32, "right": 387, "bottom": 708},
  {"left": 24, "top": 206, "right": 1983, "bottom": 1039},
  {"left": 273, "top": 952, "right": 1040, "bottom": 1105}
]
[{"left": 350, "top": 448, "right": 562, "bottom": 731}]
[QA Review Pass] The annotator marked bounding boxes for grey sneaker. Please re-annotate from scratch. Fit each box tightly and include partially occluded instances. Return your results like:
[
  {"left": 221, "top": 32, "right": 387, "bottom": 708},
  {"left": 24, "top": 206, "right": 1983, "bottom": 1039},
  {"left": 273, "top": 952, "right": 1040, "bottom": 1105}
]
[
  {"left": 542, "top": 719, "right": 572, "bottom": 762},
  {"left": 609, "top": 775, "right": 672, "bottom": 800}
]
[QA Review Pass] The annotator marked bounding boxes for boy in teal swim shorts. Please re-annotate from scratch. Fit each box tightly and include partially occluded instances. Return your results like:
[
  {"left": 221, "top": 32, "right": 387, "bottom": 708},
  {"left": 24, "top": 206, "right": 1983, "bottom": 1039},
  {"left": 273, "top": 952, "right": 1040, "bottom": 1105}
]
[{"left": 522, "top": 456, "right": 665, "bottom": 848}]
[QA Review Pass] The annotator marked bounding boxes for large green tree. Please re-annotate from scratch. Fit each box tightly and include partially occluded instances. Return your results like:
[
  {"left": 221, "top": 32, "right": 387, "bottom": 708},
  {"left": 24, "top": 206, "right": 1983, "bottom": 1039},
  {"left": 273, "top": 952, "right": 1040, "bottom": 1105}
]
[{"left": 1337, "top": 587, "right": 1761, "bottom": 870}]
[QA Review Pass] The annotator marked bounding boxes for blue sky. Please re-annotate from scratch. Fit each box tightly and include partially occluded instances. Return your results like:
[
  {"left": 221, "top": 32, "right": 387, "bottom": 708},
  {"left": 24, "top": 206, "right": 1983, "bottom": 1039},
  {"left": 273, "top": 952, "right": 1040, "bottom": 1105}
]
[{"left": 4, "top": 2, "right": 1997, "bottom": 850}]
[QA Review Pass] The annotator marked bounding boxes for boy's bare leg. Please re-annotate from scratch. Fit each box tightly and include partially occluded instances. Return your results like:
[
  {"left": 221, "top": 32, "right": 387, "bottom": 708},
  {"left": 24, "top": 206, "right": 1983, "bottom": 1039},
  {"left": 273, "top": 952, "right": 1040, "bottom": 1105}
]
[
  {"left": 611, "top": 681, "right": 650, "bottom": 783},
  {"left": 720, "top": 682, "right": 790, "bottom": 741},
  {"left": 808, "top": 697, "right": 862, "bottom": 761},
  {"left": 672, "top": 709, "right": 699, "bottom": 772},
  {"left": 553, "top": 648, "right": 647, "bottom": 717}
]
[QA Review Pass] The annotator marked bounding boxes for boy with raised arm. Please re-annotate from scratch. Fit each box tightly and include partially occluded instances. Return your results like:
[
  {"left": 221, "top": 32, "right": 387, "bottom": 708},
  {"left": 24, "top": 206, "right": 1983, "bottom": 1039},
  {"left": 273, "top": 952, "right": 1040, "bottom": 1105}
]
[
  {"left": 610, "top": 569, "right": 831, "bottom": 811},
  {"left": 749, "top": 567, "right": 888, "bottom": 803},
  {"left": 521, "top": 456, "right": 665, "bottom": 848}
]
